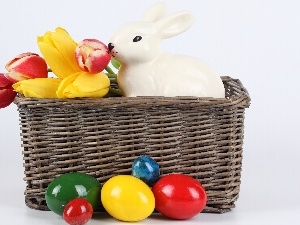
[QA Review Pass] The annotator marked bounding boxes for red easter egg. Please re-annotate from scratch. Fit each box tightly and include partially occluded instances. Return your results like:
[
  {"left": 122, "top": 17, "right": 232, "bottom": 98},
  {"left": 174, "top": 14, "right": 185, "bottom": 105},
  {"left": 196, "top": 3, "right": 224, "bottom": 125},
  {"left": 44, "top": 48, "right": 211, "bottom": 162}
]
[
  {"left": 63, "top": 198, "right": 93, "bottom": 225},
  {"left": 152, "top": 174, "right": 207, "bottom": 220}
]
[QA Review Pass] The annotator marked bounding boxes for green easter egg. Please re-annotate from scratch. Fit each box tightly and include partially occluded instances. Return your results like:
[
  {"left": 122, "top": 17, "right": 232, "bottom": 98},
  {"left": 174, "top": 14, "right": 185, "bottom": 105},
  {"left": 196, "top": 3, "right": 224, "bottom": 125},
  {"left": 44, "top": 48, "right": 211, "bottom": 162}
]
[{"left": 45, "top": 172, "right": 101, "bottom": 216}]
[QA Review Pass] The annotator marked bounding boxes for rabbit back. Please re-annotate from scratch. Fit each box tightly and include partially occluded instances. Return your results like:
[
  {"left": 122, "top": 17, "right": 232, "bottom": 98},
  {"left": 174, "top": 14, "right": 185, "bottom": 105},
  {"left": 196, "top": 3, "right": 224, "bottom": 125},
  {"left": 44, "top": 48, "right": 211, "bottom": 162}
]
[{"left": 118, "top": 53, "right": 225, "bottom": 98}]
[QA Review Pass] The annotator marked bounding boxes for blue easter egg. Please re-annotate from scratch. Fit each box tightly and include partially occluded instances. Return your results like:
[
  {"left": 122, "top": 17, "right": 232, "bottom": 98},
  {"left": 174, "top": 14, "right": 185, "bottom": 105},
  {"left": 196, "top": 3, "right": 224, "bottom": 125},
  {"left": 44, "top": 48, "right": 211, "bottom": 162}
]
[{"left": 132, "top": 156, "right": 160, "bottom": 186}]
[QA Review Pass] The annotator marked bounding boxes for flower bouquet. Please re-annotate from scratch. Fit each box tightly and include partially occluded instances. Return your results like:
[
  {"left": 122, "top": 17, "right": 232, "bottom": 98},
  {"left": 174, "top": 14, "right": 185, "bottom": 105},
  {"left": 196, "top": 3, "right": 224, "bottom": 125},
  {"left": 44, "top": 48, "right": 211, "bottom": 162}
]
[{"left": 1, "top": 27, "right": 121, "bottom": 107}]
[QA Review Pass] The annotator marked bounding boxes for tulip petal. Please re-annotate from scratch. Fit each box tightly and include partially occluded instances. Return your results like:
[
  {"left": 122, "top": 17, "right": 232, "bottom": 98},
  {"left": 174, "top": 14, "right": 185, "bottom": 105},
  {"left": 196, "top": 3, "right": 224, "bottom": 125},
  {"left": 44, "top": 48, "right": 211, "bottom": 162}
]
[
  {"left": 50, "top": 28, "right": 81, "bottom": 72},
  {"left": 66, "top": 88, "right": 109, "bottom": 98},
  {"left": 4, "top": 72, "right": 28, "bottom": 83},
  {"left": 56, "top": 71, "right": 110, "bottom": 98},
  {"left": 5, "top": 52, "right": 48, "bottom": 79},
  {"left": 0, "top": 74, "right": 17, "bottom": 108},
  {"left": 38, "top": 42, "right": 76, "bottom": 79},
  {"left": 13, "top": 78, "right": 61, "bottom": 98},
  {"left": 38, "top": 31, "right": 55, "bottom": 47},
  {"left": 0, "top": 73, "right": 13, "bottom": 88},
  {"left": 37, "top": 27, "right": 81, "bottom": 79},
  {"left": 0, "top": 73, "right": 17, "bottom": 108},
  {"left": 55, "top": 27, "right": 77, "bottom": 45},
  {"left": 75, "top": 39, "right": 111, "bottom": 73},
  {"left": 56, "top": 72, "right": 79, "bottom": 98},
  {"left": 73, "top": 72, "right": 110, "bottom": 92},
  {"left": 0, "top": 88, "right": 17, "bottom": 108}
]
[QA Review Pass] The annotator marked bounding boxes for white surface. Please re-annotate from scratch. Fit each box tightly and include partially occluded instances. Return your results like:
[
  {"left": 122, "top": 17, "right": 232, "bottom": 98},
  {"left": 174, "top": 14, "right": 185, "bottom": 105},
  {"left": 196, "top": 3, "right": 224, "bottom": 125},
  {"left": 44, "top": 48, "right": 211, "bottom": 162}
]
[{"left": 1, "top": 0, "right": 300, "bottom": 224}]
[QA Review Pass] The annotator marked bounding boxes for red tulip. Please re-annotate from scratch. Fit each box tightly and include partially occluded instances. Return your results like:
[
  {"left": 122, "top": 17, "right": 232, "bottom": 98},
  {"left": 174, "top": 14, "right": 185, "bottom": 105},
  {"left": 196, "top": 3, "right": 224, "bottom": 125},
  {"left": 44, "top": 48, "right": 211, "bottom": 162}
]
[
  {"left": 5, "top": 52, "right": 48, "bottom": 83},
  {"left": 75, "top": 39, "right": 111, "bottom": 74},
  {"left": 0, "top": 73, "right": 17, "bottom": 108}
]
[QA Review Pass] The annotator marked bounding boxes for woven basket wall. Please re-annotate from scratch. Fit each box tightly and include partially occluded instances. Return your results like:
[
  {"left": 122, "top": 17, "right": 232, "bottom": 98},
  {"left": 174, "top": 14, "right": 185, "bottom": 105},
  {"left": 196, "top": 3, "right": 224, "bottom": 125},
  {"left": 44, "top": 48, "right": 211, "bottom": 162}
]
[{"left": 14, "top": 76, "right": 250, "bottom": 214}]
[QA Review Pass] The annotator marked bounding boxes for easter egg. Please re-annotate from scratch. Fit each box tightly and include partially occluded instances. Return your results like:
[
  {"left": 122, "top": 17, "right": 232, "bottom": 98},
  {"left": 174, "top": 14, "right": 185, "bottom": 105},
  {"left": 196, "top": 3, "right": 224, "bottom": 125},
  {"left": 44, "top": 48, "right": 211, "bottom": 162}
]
[
  {"left": 132, "top": 155, "right": 160, "bottom": 186},
  {"left": 152, "top": 173, "right": 207, "bottom": 220},
  {"left": 63, "top": 198, "right": 93, "bottom": 225},
  {"left": 45, "top": 172, "right": 101, "bottom": 216},
  {"left": 101, "top": 175, "right": 155, "bottom": 222}
]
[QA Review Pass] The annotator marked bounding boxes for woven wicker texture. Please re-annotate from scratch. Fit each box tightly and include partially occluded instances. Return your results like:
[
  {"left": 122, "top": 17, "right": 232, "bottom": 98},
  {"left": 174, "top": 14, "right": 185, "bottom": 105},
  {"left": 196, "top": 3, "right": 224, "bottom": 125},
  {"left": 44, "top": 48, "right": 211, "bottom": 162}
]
[{"left": 14, "top": 76, "right": 250, "bottom": 213}]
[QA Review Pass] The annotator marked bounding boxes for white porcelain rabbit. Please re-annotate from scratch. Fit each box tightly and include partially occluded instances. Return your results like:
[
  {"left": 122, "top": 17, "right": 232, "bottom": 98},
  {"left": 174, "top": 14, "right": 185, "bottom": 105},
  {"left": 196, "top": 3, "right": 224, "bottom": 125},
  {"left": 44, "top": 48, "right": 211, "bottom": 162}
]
[{"left": 108, "top": 2, "right": 225, "bottom": 98}]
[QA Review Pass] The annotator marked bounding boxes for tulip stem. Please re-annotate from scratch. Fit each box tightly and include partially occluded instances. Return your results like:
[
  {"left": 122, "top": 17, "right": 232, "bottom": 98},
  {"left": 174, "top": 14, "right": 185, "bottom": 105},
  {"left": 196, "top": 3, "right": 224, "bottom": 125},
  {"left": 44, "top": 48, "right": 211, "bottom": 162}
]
[
  {"left": 105, "top": 66, "right": 115, "bottom": 75},
  {"left": 106, "top": 73, "right": 118, "bottom": 79},
  {"left": 109, "top": 78, "right": 118, "bottom": 84},
  {"left": 111, "top": 58, "right": 120, "bottom": 70},
  {"left": 109, "top": 88, "right": 123, "bottom": 96}
]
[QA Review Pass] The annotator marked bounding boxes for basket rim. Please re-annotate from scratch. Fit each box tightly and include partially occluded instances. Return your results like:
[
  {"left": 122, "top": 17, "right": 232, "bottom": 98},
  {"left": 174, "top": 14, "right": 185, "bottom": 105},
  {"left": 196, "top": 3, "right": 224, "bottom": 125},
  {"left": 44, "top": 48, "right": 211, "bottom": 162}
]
[{"left": 13, "top": 76, "right": 251, "bottom": 109}]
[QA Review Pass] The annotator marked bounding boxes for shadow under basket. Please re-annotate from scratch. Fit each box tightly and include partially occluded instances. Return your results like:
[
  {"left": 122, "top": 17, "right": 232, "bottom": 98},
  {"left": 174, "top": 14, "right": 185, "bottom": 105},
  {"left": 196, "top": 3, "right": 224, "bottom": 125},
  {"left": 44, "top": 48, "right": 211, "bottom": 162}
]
[{"left": 14, "top": 76, "right": 250, "bottom": 214}]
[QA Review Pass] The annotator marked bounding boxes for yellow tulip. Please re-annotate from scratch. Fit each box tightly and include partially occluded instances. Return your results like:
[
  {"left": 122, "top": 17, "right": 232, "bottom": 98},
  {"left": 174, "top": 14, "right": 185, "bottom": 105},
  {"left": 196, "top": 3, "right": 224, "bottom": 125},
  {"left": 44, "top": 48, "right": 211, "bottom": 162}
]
[
  {"left": 13, "top": 78, "right": 61, "bottom": 98},
  {"left": 56, "top": 71, "right": 110, "bottom": 98},
  {"left": 37, "top": 27, "right": 82, "bottom": 79}
]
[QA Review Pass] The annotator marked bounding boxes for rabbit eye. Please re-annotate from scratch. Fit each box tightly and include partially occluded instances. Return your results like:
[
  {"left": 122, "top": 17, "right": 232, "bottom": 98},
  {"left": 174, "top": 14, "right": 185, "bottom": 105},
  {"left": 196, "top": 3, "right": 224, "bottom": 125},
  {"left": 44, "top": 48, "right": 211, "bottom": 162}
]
[{"left": 133, "top": 36, "right": 142, "bottom": 42}]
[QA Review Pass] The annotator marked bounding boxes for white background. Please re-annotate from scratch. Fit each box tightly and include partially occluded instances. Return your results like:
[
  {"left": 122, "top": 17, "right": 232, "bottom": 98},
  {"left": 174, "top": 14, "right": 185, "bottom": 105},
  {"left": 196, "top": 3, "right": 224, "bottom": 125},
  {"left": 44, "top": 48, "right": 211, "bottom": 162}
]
[{"left": 1, "top": 0, "right": 300, "bottom": 224}]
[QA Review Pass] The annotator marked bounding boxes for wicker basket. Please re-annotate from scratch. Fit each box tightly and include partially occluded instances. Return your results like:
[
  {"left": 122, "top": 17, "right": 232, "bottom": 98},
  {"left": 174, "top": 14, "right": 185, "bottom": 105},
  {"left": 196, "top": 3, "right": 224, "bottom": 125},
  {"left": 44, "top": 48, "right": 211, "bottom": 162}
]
[{"left": 14, "top": 76, "right": 250, "bottom": 214}]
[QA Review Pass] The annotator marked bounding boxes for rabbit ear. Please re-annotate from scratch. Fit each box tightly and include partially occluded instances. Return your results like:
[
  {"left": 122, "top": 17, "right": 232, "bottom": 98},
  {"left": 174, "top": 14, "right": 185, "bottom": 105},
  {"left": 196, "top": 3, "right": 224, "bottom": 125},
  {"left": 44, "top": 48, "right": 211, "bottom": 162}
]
[
  {"left": 141, "top": 2, "right": 167, "bottom": 22},
  {"left": 155, "top": 11, "right": 195, "bottom": 39}
]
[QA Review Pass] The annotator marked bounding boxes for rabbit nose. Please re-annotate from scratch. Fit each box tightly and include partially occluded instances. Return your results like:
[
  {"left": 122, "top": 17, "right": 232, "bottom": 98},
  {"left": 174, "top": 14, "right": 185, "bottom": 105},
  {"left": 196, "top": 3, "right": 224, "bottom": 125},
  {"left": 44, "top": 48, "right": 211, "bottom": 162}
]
[{"left": 108, "top": 43, "right": 115, "bottom": 51}]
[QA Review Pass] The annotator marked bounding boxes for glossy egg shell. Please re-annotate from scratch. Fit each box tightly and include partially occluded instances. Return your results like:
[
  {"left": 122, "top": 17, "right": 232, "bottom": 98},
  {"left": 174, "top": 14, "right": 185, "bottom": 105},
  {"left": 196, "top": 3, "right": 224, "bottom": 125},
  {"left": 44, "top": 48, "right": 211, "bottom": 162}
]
[
  {"left": 45, "top": 172, "right": 101, "bottom": 216},
  {"left": 132, "top": 156, "right": 160, "bottom": 186},
  {"left": 63, "top": 198, "right": 93, "bottom": 225},
  {"left": 152, "top": 173, "right": 207, "bottom": 220},
  {"left": 101, "top": 175, "right": 155, "bottom": 222}
]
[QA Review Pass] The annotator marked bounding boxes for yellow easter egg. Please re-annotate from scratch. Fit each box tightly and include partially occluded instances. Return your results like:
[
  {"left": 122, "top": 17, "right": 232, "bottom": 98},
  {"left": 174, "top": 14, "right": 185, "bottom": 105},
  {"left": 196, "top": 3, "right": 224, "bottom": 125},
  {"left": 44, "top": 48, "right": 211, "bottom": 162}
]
[{"left": 101, "top": 175, "right": 155, "bottom": 222}]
